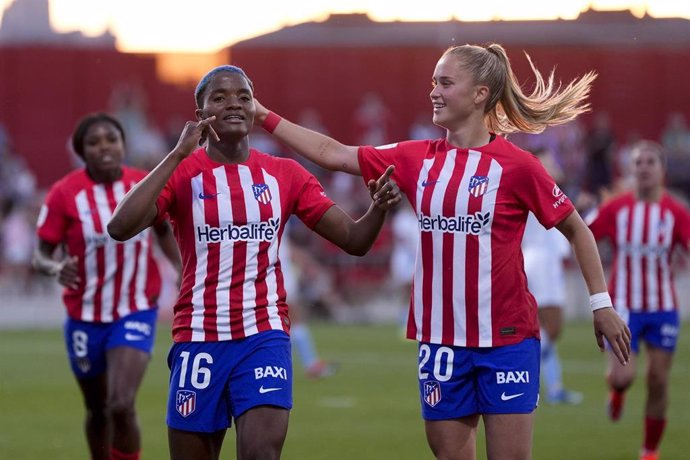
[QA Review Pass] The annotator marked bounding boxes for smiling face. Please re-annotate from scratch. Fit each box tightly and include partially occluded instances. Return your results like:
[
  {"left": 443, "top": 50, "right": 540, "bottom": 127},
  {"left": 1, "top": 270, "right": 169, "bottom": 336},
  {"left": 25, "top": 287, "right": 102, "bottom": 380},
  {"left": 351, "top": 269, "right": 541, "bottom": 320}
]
[
  {"left": 430, "top": 54, "right": 488, "bottom": 130},
  {"left": 196, "top": 71, "right": 255, "bottom": 140},
  {"left": 81, "top": 121, "right": 125, "bottom": 177}
]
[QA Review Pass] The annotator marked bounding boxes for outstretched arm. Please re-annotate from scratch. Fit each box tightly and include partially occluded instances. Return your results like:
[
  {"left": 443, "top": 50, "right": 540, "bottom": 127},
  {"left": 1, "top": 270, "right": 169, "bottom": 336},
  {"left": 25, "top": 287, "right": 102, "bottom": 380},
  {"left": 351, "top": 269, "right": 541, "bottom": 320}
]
[
  {"left": 314, "top": 165, "right": 400, "bottom": 255},
  {"left": 108, "top": 117, "right": 217, "bottom": 241},
  {"left": 556, "top": 210, "right": 631, "bottom": 365},
  {"left": 254, "top": 99, "right": 361, "bottom": 175}
]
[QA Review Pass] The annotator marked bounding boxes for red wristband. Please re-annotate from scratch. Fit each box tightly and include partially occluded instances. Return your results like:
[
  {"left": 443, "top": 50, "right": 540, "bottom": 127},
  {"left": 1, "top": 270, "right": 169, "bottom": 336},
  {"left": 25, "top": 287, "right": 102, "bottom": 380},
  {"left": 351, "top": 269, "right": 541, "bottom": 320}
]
[{"left": 261, "top": 111, "right": 282, "bottom": 133}]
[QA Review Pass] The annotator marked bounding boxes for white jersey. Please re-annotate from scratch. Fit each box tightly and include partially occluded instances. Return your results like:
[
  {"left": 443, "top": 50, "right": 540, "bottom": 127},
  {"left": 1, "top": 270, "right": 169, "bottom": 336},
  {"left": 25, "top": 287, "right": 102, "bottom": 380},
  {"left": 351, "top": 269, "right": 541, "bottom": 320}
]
[{"left": 521, "top": 212, "right": 570, "bottom": 307}]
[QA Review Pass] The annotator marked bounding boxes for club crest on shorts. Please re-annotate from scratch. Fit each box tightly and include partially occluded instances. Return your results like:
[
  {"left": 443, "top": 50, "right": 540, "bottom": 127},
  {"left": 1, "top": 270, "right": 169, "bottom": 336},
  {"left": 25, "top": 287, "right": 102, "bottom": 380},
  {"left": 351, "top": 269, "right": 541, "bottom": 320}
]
[
  {"left": 424, "top": 380, "right": 442, "bottom": 407},
  {"left": 176, "top": 390, "right": 196, "bottom": 417},
  {"left": 468, "top": 175, "right": 489, "bottom": 198},
  {"left": 252, "top": 183, "right": 273, "bottom": 204}
]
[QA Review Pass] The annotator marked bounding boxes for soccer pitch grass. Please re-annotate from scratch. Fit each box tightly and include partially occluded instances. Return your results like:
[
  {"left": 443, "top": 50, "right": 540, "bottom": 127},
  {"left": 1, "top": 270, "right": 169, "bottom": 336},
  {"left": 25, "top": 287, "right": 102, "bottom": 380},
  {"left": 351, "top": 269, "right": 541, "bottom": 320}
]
[{"left": 1, "top": 321, "right": 688, "bottom": 459}]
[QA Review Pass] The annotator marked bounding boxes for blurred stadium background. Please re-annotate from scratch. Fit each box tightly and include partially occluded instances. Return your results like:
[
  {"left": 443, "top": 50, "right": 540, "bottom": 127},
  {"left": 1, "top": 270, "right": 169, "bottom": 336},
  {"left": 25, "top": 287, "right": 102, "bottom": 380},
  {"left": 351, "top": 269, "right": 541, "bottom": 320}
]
[{"left": 0, "top": 1, "right": 689, "bottom": 458}]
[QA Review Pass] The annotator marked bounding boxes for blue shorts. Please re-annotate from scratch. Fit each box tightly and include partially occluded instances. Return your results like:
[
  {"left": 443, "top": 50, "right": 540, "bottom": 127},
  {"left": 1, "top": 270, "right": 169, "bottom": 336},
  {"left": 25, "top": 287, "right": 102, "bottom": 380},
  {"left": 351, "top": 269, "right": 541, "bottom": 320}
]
[
  {"left": 418, "top": 338, "right": 540, "bottom": 420},
  {"left": 64, "top": 308, "right": 158, "bottom": 379},
  {"left": 626, "top": 310, "right": 679, "bottom": 353},
  {"left": 166, "top": 330, "right": 292, "bottom": 433}
]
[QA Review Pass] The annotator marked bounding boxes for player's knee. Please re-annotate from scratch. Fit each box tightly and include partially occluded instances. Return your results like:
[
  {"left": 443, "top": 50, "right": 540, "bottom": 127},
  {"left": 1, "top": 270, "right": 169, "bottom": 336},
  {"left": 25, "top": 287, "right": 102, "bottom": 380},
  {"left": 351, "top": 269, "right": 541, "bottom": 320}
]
[
  {"left": 646, "top": 371, "right": 669, "bottom": 394},
  {"left": 607, "top": 371, "right": 634, "bottom": 390},
  {"left": 108, "top": 395, "right": 136, "bottom": 420}
]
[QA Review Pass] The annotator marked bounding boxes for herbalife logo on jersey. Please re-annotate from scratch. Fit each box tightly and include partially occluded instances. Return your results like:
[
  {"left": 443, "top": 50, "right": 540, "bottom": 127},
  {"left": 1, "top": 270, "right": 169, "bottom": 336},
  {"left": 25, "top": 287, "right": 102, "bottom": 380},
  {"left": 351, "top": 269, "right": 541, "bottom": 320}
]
[
  {"left": 418, "top": 212, "right": 491, "bottom": 236},
  {"left": 196, "top": 217, "right": 280, "bottom": 244}
]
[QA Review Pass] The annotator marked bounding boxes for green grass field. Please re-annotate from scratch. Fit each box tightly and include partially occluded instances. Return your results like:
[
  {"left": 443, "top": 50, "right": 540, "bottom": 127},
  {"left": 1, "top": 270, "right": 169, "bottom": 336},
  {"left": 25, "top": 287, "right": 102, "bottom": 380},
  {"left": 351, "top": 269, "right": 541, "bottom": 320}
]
[{"left": 1, "top": 321, "right": 688, "bottom": 459}]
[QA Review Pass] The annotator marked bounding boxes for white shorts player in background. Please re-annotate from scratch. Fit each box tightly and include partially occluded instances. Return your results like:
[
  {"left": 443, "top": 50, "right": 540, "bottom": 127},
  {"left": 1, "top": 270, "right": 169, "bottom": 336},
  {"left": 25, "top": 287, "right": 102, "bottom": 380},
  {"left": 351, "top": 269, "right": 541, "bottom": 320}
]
[
  {"left": 280, "top": 231, "right": 336, "bottom": 379},
  {"left": 523, "top": 211, "right": 583, "bottom": 404}
]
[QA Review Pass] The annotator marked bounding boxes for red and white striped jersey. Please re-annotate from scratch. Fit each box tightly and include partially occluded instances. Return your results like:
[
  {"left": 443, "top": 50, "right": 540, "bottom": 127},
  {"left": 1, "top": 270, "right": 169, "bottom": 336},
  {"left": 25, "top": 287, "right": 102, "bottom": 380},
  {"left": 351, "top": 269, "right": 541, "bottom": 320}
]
[
  {"left": 358, "top": 136, "right": 574, "bottom": 347},
  {"left": 587, "top": 192, "right": 690, "bottom": 313},
  {"left": 36, "top": 167, "right": 161, "bottom": 322},
  {"left": 156, "top": 148, "right": 334, "bottom": 343}
]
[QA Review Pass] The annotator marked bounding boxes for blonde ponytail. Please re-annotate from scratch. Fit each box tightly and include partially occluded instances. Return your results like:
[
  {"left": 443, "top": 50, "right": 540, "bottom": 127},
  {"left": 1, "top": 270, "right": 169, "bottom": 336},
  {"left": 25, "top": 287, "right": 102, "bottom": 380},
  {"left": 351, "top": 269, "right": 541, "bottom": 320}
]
[{"left": 443, "top": 44, "right": 596, "bottom": 134}]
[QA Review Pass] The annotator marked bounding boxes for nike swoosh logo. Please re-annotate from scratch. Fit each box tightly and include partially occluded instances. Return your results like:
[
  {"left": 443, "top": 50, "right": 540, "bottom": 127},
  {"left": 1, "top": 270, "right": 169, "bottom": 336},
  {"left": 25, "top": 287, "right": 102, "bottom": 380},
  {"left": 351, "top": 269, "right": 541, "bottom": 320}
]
[
  {"left": 198, "top": 192, "right": 219, "bottom": 200},
  {"left": 124, "top": 333, "right": 146, "bottom": 341},
  {"left": 501, "top": 392, "right": 525, "bottom": 401},
  {"left": 259, "top": 385, "right": 282, "bottom": 394},
  {"left": 421, "top": 180, "right": 439, "bottom": 187}
]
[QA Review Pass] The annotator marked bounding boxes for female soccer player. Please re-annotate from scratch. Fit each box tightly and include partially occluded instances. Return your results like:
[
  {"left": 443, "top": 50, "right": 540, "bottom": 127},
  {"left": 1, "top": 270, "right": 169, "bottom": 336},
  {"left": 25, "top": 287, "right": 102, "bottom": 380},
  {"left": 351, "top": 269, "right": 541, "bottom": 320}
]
[
  {"left": 107, "top": 65, "right": 400, "bottom": 460},
  {"left": 33, "top": 113, "right": 181, "bottom": 460},
  {"left": 587, "top": 140, "right": 689, "bottom": 460},
  {"left": 254, "top": 43, "right": 631, "bottom": 460}
]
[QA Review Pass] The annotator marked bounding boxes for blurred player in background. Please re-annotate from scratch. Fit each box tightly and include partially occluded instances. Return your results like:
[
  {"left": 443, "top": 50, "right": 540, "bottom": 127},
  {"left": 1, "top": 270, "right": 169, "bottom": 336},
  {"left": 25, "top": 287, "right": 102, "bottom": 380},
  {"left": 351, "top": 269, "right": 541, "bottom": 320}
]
[
  {"left": 522, "top": 147, "right": 583, "bottom": 405},
  {"left": 389, "top": 204, "right": 419, "bottom": 334},
  {"left": 33, "top": 113, "right": 181, "bottom": 460},
  {"left": 107, "top": 65, "right": 400, "bottom": 460},
  {"left": 255, "top": 42, "right": 630, "bottom": 460},
  {"left": 280, "top": 229, "right": 336, "bottom": 379},
  {"left": 587, "top": 140, "right": 690, "bottom": 460}
]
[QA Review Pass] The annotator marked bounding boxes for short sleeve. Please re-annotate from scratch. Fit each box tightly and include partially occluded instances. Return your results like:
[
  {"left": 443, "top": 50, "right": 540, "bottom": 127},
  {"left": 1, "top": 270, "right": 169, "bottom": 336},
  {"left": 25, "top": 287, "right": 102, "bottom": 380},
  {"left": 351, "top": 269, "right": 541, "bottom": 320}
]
[
  {"left": 358, "top": 144, "right": 398, "bottom": 185},
  {"left": 513, "top": 155, "right": 574, "bottom": 229},
  {"left": 155, "top": 180, "right": 175, "bottom": 222},
  {"left": 673, "top": 204, "right": 690, "bottom": 248},
  {"left": 36, "top": 184, "right": 69, "bottom": 244},
  {"left": 292, "top": 166, "right": 335, "bottom": 229}
]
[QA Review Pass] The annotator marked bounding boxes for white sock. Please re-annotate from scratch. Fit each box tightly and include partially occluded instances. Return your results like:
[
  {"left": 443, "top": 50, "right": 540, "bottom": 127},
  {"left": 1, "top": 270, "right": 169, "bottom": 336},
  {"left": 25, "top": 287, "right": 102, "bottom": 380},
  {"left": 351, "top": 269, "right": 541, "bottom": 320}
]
[{"left": 540, "top": 329, "right": 563, "bottom": 397}]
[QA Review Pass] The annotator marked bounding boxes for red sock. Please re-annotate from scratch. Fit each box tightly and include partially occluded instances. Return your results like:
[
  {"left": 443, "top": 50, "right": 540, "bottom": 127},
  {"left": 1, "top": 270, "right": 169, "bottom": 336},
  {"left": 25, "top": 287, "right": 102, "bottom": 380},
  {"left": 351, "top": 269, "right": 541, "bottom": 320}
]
[
  {"left": 111, "top": 448, "right": 140, "bottom": 460},
  {"left": 643, "top": 416, "right": 666, "bottom": 452}
]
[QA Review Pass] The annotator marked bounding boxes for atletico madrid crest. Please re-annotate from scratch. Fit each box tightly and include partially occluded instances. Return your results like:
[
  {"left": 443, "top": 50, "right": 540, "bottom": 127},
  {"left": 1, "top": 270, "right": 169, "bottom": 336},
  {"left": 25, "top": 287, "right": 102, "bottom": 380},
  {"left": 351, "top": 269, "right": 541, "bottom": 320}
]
[
  {"left": 424, "top": 380, "right": 442, "bottom": 407},
  {"left": 252, "top": 183, "right": 273, "bottom": 204},
  {"left": 176, "top": 390, "right": 197, "bottom": 417},
  {"left": 468, "top": 175, "right": 489, "bottom": 198}
]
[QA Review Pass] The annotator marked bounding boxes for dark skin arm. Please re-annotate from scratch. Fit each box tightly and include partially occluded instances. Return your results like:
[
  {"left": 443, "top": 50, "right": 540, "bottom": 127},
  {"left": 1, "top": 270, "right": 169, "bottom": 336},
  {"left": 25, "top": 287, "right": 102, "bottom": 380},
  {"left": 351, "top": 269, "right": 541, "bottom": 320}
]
[
  {"left": 313, "top": 165, "right": 400, "bottom": 256},
  {"left": 152, "top": 220, "right": 182, "bottom": 279},
  {"left": 32, "top": 240, "right": 80, "bottom": 290},
  {"left": 108, "top": 116, "right": 218, "bottom": 241}
]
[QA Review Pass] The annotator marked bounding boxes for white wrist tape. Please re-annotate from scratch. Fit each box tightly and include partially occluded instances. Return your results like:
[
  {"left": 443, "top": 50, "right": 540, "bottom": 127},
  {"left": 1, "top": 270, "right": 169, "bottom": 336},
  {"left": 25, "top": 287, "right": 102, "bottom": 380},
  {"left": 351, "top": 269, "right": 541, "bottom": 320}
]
[{"left": 590, "top": 292, "right": 613, "bottom": 312}]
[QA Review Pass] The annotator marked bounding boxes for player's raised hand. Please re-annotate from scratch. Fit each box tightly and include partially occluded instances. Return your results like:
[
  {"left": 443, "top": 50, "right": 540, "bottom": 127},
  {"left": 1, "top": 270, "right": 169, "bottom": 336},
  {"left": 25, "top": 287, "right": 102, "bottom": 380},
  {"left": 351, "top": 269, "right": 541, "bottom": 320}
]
[
  {"left": 253, "top": 98, "right": 270, "bottom": 123},
  {"left": 593, "top": 307, "right": 631, "bottom": 365},
  {"left": 368, "top": 165, "right": 401, "bottom": 211},
  {"left": 172, "top": 116, "right": 218, "bottom": 158}
]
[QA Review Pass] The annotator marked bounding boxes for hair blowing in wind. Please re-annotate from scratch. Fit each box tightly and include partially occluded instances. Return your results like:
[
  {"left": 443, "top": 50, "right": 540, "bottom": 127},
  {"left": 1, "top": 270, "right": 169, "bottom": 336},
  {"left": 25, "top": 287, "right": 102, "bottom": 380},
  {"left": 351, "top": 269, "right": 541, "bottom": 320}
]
[{"left": 445, "top": 43, "right": 597, "bottom": 134}]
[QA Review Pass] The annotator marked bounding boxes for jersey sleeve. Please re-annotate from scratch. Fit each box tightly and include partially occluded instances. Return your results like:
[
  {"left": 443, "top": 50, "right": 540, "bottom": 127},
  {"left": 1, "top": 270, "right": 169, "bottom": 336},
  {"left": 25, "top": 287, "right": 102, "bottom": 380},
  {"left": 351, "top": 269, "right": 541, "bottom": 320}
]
[
  {"left": 36, "top": 183, "right": 69, "bottom": 244},
  {"left": 514, "top": 154, "right": 574, "bottom": 229},
  {"left": 358, "top": 144, "right": 398, "bottom": 184},
  {"left": 673, "top": 202, "right": 690, "bottom": 248},
  {"left": 292, "top": 164, "right": 335, "bottom": 229},
  {"left": 155, "top": 172, "right": 176, "bottom": 223}
]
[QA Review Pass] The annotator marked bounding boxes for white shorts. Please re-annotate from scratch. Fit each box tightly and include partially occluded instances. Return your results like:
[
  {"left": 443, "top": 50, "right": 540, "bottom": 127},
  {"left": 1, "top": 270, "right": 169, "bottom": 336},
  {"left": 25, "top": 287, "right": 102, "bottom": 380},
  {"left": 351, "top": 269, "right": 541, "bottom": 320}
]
[{"left": 523, "top": 248, "right": 566, "bottom": 307}]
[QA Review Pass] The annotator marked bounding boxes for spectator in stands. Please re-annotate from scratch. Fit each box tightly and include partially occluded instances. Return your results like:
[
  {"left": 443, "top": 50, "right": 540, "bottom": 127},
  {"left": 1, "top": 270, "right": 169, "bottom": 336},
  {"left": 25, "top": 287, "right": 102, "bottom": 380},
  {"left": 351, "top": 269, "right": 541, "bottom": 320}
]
[
  {"left": 254, "top": 42, "right": 630, "bottom": 460},
  {"left": 587, "top": 140, "right": 690, "bottom": 460},
  {"left": 32, "top": 113, "right": 182, "bottom": 460},
  {"left": 106, "top": 65, "right": 401, "bottom": 460},
  {"left": 583, "top": 112, "right": 615, "bottom": 196},
  {"left": 660, "top": 111, "right": 690, "bottom": 154}
]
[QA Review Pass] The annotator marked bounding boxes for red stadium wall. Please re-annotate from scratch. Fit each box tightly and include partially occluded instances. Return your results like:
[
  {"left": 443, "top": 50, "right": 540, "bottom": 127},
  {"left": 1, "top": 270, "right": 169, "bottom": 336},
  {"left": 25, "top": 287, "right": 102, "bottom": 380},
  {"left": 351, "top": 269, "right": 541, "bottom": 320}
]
[
  {"left": 2, "top": 42, "right": 689, "bottom": 188},
  {"left": 231, "top": 44, "right": 690, "bottom": 146},
  {"left": 0, "top": 46, "right": 196, "bottom": 188}
]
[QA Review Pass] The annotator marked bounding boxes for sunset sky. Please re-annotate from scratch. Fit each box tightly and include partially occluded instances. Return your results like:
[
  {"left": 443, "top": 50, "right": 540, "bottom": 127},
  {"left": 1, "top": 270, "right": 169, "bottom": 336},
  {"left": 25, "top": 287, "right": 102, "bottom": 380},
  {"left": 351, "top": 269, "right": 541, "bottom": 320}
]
[{"left": 0, "top": 0, "right": 688, "bottom": 52}]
